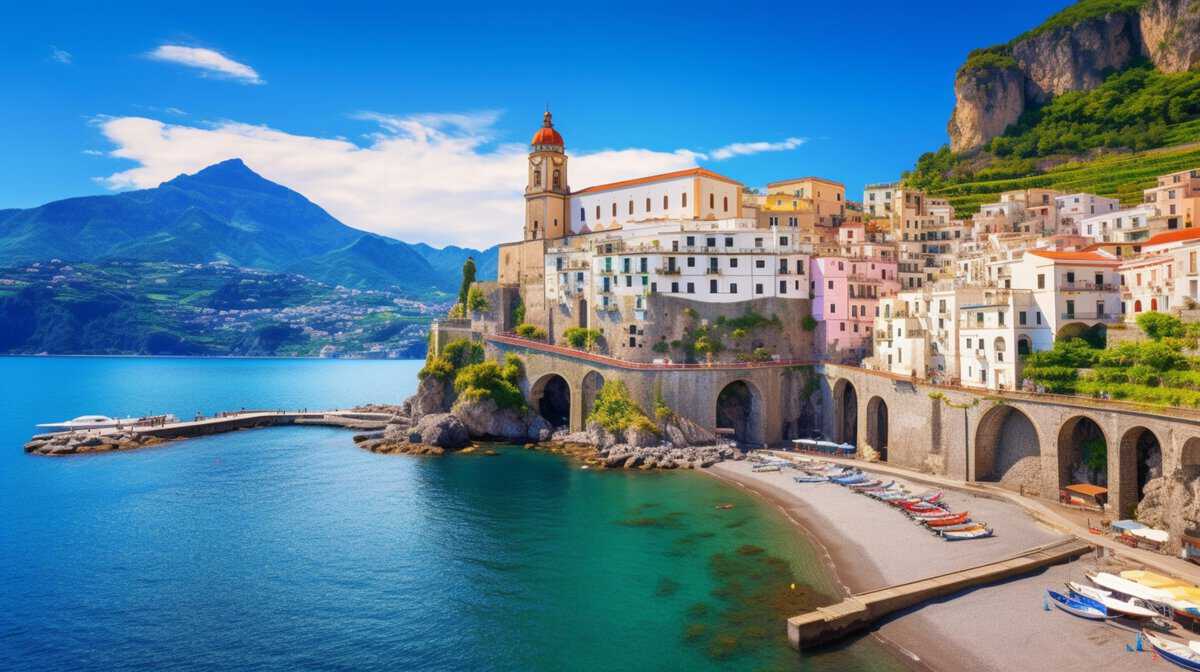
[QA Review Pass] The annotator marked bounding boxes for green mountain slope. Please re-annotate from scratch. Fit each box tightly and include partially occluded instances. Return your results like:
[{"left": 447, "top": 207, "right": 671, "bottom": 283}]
[{"left": 0, "top": 159, "right": 496, "bottom": 299}]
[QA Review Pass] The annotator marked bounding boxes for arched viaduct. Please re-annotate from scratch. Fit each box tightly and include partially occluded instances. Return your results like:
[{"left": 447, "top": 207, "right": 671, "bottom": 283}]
[{"left": 486, "top": 337, "right": 1200, "bottom": 530}]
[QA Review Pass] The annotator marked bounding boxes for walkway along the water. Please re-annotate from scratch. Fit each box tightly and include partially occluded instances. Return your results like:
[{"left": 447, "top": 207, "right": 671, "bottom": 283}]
[
  {"left": 786, "top": 537, "right": 1092, "bottom": 650},
  {"left": 23, "top": 410, "right": 392, "bottom": 455}
]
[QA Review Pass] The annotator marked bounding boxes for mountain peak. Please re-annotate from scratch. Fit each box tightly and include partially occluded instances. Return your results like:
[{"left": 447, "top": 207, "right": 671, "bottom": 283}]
[{"left": 163, "top": 158, "right": 286, "bottom": 195}]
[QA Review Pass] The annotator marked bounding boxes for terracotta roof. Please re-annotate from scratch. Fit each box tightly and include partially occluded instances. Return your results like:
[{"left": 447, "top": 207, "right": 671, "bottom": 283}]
[
  {"left": 1025, "top": 249, "right": 1119, "bottom": 264},
  {"left": 573, "top": 167, "right": 741, "bottom": 195},
  {"left": 531, "top": 111, "right": 563, "bottom": 146},
  {"left": 766, "top": 176, "right": 844, "bottom": 189},
  {"left": 1145, "top": 227, "right": 1200, "bottom": 248}
]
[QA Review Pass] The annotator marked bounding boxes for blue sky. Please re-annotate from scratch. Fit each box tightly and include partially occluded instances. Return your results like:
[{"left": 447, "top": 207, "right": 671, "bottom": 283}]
[{"left": 1, "top": 0, "right": 1072, "bottom": 247}]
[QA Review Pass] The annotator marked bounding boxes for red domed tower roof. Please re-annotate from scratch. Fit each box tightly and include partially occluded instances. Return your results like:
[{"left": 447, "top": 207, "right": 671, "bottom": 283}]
[{"left": 531, "top": 111, "right": 564, "bottom": 147}]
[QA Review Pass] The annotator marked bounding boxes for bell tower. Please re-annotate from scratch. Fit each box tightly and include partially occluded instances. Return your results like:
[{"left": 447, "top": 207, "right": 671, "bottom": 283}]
[{"left": 525, "top": 111, "right": 568, "bottom": 241}]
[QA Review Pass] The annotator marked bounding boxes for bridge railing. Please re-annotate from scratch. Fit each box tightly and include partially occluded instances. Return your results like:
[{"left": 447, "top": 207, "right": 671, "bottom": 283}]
[{"left": 486, "top": 333, "right": 816, "bottom": 371}]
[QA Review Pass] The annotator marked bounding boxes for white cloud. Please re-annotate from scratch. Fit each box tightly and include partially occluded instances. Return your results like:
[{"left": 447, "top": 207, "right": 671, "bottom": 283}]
[
  {"left": 708, "top": 137, "right": 806, "bottom": 161},
  {"left": 93, "top": 112, "right": 803, "bottom": 248},
  {"left": 82, "top": 149, "right": 105, "bottom": 156},
  {"left": 146, "top": 45, "right": 262, "bottom": 84},
  {"left": 50, "top": 46, "right": 72, "bottom": 64}
]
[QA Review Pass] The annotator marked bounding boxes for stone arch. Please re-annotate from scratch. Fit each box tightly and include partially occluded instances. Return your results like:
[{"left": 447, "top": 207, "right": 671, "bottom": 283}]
[
  {"left": 580, "top": 370, "right": 605, "bottom": 424},
  {"left": 1056, "top": 415, "right": 1108, "bottom": 488},
  {"left": 866, "top": 396, "right": 888, "bottom": 461},
  {"left": 831, "top": 379, "right": 858, "bottom": 446},
  {"left": 1134, "top": 299, "right": 1143, "bottom": 313},
  {"left": 531, "top": 373, "right": 571, "bottom": 429},
  {"left": 1183, "top": 437, "right": 1200, "bottom": 483},
  {"left": 1057, "top": 322, "right": 1106, "bottom": 348},
  {"left": 715, "top": 379, "right": 764, "bottom": 447},
  {"left": 974, "top": 405, "right": 1041, "bottom": 493},
  {"left": 1116, "top": 426, "right": 1164, "bottom": 517}
]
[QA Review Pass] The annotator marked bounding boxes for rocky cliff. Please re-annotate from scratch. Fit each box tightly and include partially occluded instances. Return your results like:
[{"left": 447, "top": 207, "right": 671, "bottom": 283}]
[{"left": 949, "top": 0, "right": 1200, "bottom": 152}]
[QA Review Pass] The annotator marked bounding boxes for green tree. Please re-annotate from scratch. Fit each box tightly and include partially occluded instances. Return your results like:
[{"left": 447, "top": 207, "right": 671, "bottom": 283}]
[
  {"left": 1136, "top": 311, "right": 1184, "bottom": 341},
  {"left": 458, "top": 256, "right": 477, "bottom": 308}
]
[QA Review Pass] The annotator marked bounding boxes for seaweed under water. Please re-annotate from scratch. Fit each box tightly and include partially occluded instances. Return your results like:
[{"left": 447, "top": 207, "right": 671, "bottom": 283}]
[
  {"left": 682, "top": 544, "right": 822, "bottom": 663},
  {"left": 618, "top": 511, "right": 687, "bottom": 529}
]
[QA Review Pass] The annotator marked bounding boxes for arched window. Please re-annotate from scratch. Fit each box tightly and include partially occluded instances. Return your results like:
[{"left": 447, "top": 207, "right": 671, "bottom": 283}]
[
  {"left": 709, "top": 193, "right": 715, "bottom": 209},
  {"left": 595, "top": 205, "right": 600, "bottom": 220},
  {"left": 723, "top": 196, "right": 729, "bottom": 212},
  {"left": 645, "top": 197, "right": 651, "bottom": 212},
  {"left": 663, "top": 195, "right": 669, "bottom": 210},
  {"left": 1018, "top": 337, "right": 1031, "bottom": 356},
  {"left": 994, "top": 337, "right": 1006, "bottom": 362},
  {"left": 628, "top": 201, "right": 634, "bottom": 215},
  {"left": 533, "top": 169, "right": 541, "bottom": 187},
  {"left": 1135, "top": 299, "right": 1143, "bottom": 312},
  {"left": 1151, "top": 297, "right": 1159, "bottom": 311},
  {"left": 552, "top": 169, "right": 561, "bottom": 189}
]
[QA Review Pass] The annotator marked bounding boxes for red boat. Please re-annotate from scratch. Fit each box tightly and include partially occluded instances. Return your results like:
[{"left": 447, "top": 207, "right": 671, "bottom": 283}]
[
  {"left": 924, "top": 512, "right": 971, "bottom": 527},
  {"left": 902, "top": 501, "right": 945, "bottom": 513},
  {"left": 910, "top": 508, "right": 955, "bottom": 519}
]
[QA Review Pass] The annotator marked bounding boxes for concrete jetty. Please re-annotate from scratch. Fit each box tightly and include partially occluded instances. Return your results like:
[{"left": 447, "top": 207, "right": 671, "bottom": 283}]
[
  {"left": 24, "top": 410, "right": 393, "bottom": 455},
  {"left": 786, "top": 537, "right": 1093, "bottom": 650}
]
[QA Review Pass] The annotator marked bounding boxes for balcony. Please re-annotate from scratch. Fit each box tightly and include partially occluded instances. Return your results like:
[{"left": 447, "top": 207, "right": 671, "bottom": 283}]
[
  {"left": 1059, "top": 282, "right": 1118, "bottom": 292},
  {"left": 1060, "top": 311, "right": 1116, "bottom": 321},
  {"left": 705, "top": 267, "right": 721, "bottom": 275},
  {"left": 656, "top": 267, "right": 681, "bottom": 275}
]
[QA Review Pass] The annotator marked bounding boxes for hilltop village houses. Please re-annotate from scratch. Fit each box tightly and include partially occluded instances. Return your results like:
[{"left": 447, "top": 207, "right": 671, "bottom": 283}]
[{"left": 472, "top": 114, "right": 1200, "bottom": 394}]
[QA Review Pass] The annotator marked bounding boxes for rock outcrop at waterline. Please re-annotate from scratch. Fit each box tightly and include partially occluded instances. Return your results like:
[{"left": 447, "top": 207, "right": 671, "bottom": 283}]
[
  {"left": 24, "top": 431, "right": 166, "bottom": 455},
  {"left": 949, "top": 0, "right": 1200, "bottom": 151}
]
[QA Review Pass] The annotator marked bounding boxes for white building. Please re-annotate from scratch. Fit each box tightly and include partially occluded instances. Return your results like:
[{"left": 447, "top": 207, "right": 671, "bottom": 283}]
[
  {"left": 568, "top": 168, "right": 742, "bottom": 234},
  {"left": 1077, "top": 205, "right": 1156, "bottom": 246},
  {"left": 1055, "top": 193, "right": 1120, "bottom": 232},
  {"left": 1120, "top": 227, "right": 1200, "bottom": 319}
]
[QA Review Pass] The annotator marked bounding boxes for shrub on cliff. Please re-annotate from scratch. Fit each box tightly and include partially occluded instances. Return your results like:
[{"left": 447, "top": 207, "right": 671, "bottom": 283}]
[
  {"left": 588, "top": 380, "right": 656, "bottom": 434},
  {"left": 419, "top": 338, "right": 484, "bottom": 380},
  {"left": 1137, "top": 311, "right": 1184, "bottom": 341},
  {"left": 454, "top": 357, "right": 526, "bottom": 411}
]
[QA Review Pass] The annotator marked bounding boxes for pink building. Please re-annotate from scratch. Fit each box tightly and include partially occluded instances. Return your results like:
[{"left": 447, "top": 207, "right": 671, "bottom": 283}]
[{"left": 811, "top": 254, "right": 899, "bottom": 360}]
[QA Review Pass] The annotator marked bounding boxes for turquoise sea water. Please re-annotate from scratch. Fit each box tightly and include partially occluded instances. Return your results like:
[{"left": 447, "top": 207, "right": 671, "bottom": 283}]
[{"left": 0, "top": 357, "right": 904, "bottom": 671}]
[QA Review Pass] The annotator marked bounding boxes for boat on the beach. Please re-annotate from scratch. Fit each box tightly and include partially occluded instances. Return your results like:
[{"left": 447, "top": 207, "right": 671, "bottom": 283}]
[
  {"left": 751, "top": 463, "right": 782, "bottom": 472},
  {"left": 1046, "top": 589, "right": 1107, "bottom": 620},
  {"left": 1088, "top": 572, "right": 1176, "bottom": 618},
  {"left": 924, "top": 512, "right": 971, "bottom": 527},
  {"left": 1143, "top": 631, "right": 1200, "bottom": 670},
  {"left": 846, "top": 479, "right": 884, "bottom": 490},
  {"left": 941, "top": 525, "right": 994, "bottom": 541},
  {"left": 792, "top": 474, "right": 828, "bottom": 483},
  {"left": 1067, "top": 582, "right": 1159, "bottom": 619},
  {"left": 831, "top": 473, "right": 867, "bottom": 485}
]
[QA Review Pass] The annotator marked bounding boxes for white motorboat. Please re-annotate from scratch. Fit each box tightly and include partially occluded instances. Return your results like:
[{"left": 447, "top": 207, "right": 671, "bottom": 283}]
[
  {"left": 1067, "top": 581, "right": 1159, "bottom": 618},
  {"left": 36, "top": 415, "right": 140, "bottom": 432}
]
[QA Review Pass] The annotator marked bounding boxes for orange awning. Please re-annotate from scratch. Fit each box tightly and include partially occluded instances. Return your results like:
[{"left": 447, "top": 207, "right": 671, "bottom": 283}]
[{"left": 1065, "top": 484, "right": 1108, "bottom": 497}]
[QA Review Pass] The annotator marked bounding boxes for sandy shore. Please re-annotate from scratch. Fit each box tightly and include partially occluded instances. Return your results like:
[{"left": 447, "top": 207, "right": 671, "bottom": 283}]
[{"left": 708, "top": 459, "right": 1161, "bottom": 672}]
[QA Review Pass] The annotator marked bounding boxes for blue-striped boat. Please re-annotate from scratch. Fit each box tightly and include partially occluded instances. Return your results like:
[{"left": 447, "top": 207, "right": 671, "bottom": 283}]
[{"left": 1046, "top": 589, "right": 1106, "bottom": 620}]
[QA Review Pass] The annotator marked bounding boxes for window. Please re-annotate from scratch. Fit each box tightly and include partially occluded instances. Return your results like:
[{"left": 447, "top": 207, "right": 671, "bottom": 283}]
[
  {"left": 687, "top": 257, "right": 696, "bottom": 267},
  {"left": 628, "top": 201, "right": 634, "bottom": 215},
  {"left": 639, "top": 258, "right": 647, "bottom": 273},
  {"left": 552, "top": 169, "right": 560, "bottom": 189},
  {"left": 612, "top": 203, "right": 617, "bottom": 217},
  {"left": 779, "top": 280, "right": 787, "bottom": 294},
  {"left": 645, "top": 198, "right": 651, "bottom": 212},
  {"left": 998, "top": 312, "right": 1005, "bottom": 326},
  {"left": 730, "top": 258, "right": 739, "bottom": 268},
  {"left": 681, "top": 192, "right": 687, "bottom": 208},
  {"left": 1037, "top": 273, "right": 1045, "bottom": 289},
  {"left": 671, "top": 282, "right": 678, "bottom": 293},
  {"left": 829, "top": 303, "right": 835, "bottom": 313},
  {"left": 708, "top": 257, "right": 718, "bottom": 271},
  {"left": 709, "top": 193, "right": 715, "bottom": 209},
  {"left": 756, "top": 283, "right": 764, "bottom": 295},
  {"left": 729, "top": 283, "right": 737, "bottom": 294},
  {"left": 625, "top": 275, "right": 632, "bottom": 287},
  {"left": 1066, "top": 271, "right": 1075, "bottom": 284},
  {"left": 622, "top": 258, "right": 630, "bottom": 273},
  {"left": 724, "top": 236, "right": 733, "bottom": 247},
  {"left": 779, "top": 259, "right": 788, "bottom": 273},
  {"left": 580, "top": 207, "right": 585, "bottom": 221},
  {"left": 1019, "top": 311, "right": 1027, "bottom": 325},
  {"left": 754, "top": 237, "right": 763, "bottom": 247},
  {"left": 686, "top": 235, "right": 695, "bottom": 247},
  {"left": 709, "top": 279, "right": 718, "bottom": 293},
  {"left": 723, "top": 196, "right": 729, "bottom": 211},
  {"left": 706, "top": 237, "right": 716, "bottom": 247},
  {"left": 827, "top": 280, "right": 833, "bottom": 289},
  {"left": 595, "top": 205, "right": 600, "bottom": 220},
  {"left": 533, "top": 169, "right": 541, "bottom": 186},
  {"left": 839, "top": 322, "right": 846, "bottom": 332},
  {"left": 1036, "top": 312, "right": 1042, "bottom": 325},
  {"left": 686, "top": 282, "right": 695, "bottom": 294},
  {"left": 780, "top": 236, "right": 789, "bottom": 246}
]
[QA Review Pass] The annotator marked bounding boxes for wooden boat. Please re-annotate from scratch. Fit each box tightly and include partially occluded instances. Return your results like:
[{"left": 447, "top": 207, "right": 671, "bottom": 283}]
[
  {"left": 751, "top": 463, "right": 782, "bottom": 472},
  {"left": 901, "top": 500, "right": 944, "bottom": 512},
  {"left": 942, "top": 526, "right": 994, "bottom": 541},
  {"left": 1088, "top": 572, "right": 1176, "bottom": 618},
  {"left": 792, "top": 474, "right": 827, "bottom": 483},
  {"left": 1046, "top": 589, "right": 1106, "bottom": 620},
  {"left": 908, "top": 507, "right": 955, "bottom": 519},
  {"left": 1144, "top": 632, "right": 1200, "bottom": 671},
  {"left": 847, "top": 479, "right": 883, "bottom": 490},
  {"left": 1067, "top": 582, "right": 1159, "bottom": 619},
  {"left": 832, "top": 473, "right": 867, "bottom": 485},
  {"left": 924, "top": 512, "right": 971, "bottom": 527}
]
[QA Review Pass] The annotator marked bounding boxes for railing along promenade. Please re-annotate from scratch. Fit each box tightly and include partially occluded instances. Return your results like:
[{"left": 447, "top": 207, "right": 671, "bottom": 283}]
[
  {"left": 489, "top": 334, "right": 1200, "bottom": 421},
  {"left": 485, "top": 333, "right": 815, "bottom": 371}
]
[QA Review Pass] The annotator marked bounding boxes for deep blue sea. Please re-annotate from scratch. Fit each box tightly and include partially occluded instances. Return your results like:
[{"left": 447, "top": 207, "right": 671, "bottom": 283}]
[{"left": 0, "top": 357, "right": 903, "bottom": 671}]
